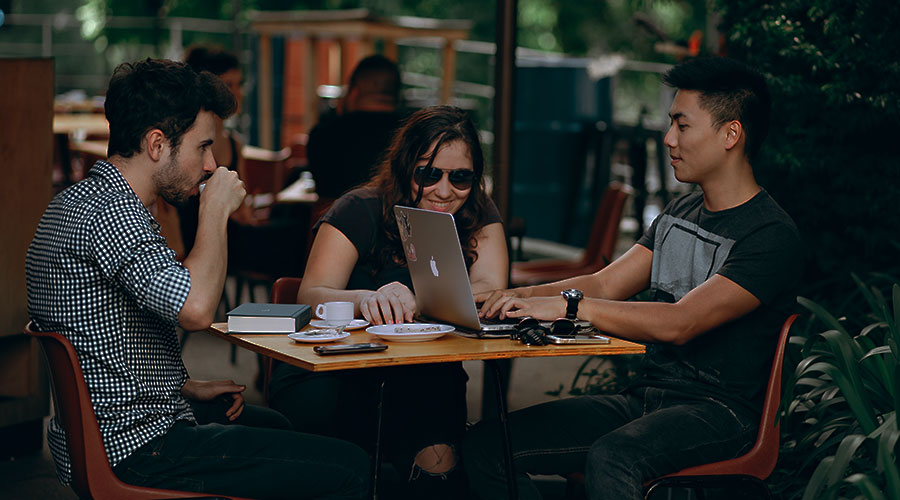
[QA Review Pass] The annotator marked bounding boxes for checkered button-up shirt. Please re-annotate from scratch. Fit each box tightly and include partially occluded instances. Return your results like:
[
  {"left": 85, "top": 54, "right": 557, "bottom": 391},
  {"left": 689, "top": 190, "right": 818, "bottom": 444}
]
[{"left": 25, "top": 160, "right": 195, "bottom": 484}]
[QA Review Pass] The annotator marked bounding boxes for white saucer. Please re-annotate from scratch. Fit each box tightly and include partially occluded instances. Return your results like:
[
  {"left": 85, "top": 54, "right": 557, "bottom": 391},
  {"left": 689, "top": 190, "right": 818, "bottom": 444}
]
[
  {"left": 365, "top": 323, "right": 454, "bottom": 342},
  {"left": 310, "top": 319, "right": 369, "bottom": 330},
  {"left": 288, "top": 330, "right": 351, "bottom": 343}
]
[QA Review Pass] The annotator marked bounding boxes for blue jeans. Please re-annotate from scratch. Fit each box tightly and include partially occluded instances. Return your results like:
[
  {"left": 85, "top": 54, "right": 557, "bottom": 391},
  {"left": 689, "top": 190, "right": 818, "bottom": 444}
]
[
  {"left": 463, "top": 386, "right": 757, "bottom": 500},
  {"left": 113, "top": 399, "right": 370, "bottom": 500}
]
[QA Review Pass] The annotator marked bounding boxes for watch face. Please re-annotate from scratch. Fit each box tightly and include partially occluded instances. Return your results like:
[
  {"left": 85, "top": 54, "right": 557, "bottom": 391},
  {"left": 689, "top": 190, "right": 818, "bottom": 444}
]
[{"left": 563, "top": 289, "right": 583, "bottom": 301}]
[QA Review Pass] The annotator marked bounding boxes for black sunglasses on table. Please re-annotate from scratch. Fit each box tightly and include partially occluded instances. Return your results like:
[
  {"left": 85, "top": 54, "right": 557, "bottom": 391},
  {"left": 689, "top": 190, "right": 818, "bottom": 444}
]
[
  {"left": 414, "top": 166, "right": 476, "bottom": 190},
  {"left": 511, "top": 317, "right": 583, "bottom": 346}
]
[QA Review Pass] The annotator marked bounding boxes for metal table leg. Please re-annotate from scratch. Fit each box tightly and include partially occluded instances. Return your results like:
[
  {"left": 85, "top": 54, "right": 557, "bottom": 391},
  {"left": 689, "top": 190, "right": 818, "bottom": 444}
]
[
  {"left": 487, "top": 359, "right": 518, "bottom": 500},
  {"left": 371, "top": 378, "right": 386, "bottom": 500}
]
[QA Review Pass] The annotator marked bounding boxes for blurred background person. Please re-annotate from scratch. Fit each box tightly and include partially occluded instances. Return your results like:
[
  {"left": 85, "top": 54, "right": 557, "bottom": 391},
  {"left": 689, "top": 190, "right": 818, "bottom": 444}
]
[
  {"left": 179, "top": 43, "right": 258, "bottom": 255},
  {"left": 307, "top": 54, "right": 406, "bottom": 201}
]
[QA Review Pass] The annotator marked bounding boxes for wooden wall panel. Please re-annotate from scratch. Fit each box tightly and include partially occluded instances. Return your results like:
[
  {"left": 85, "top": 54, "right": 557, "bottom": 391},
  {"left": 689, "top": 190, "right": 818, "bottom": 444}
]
[
  {"left": 0, "top": 58, "right": 53, "bottom": 425},
  {"left": 0, "top": 58, "right": 54, "bottom": 337}
]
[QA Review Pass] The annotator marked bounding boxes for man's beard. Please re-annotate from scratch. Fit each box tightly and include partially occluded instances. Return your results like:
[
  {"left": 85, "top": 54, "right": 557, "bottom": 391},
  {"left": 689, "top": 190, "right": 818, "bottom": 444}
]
[{"left": 154, "top": 155, "right": 194, "bottom": 208}]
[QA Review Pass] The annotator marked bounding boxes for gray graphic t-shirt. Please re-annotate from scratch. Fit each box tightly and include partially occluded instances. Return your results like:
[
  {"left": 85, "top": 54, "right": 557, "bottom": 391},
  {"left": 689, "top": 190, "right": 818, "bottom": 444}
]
[{"left": 633, "top": 189, "right": 802, "bottom": 418}]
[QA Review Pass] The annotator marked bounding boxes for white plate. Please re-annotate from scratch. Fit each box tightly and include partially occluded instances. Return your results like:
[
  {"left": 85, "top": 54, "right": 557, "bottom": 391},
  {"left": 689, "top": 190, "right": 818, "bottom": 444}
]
[
  {"left": 309, "top": 319, "right": 370, "bottom": 330},
  {"left": 288, "top": 329, "right": 351, "bottom": 343},
  {"left": 365, "top": 323, "right": 454, "bottom": 342}
]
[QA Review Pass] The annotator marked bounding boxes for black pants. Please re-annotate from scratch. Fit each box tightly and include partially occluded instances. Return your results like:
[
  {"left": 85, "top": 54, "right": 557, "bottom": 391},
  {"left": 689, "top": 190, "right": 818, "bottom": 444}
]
[
  {"left": 268, "top": 361, "right": 469, "bottom": 498},
  {"left": 113, "top": 398, "right": 370, "bottom": 500}
]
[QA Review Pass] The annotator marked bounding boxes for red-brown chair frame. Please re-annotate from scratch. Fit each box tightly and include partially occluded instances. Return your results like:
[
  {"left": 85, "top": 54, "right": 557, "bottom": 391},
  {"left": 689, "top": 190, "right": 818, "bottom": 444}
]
[
  {"left": 642, "top": 313, "right": 800, "bottom": 499},
  {"left": 25, "top": 322, "right": 253, "bottom": 500},
  {"left": 511, "top": 182, "right": 634, "bottom": 287}
]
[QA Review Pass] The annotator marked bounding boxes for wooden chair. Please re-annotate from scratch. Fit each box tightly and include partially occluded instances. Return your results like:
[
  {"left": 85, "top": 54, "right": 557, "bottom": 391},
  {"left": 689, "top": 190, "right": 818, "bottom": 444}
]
[
  {"left": 287, "top": 132, "right": 309, "bottom": 170},
  {"left": 25, "top": 322, "right": 253, "bottom": 500},
  {"left": 510, "top": 183, "right": 634, "bottom": 287},
  {"left": 241, "top": 145, "right": 291, "bottom": 200},
  {"left": 566, "top": 314, "right": 798, "bottom": 499}
]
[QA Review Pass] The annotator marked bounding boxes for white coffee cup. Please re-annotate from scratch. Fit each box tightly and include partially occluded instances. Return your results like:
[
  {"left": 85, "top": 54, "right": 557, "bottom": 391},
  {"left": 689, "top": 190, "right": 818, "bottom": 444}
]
[{"left": 315, "top": 301, "right": 354, "bottom": 326}]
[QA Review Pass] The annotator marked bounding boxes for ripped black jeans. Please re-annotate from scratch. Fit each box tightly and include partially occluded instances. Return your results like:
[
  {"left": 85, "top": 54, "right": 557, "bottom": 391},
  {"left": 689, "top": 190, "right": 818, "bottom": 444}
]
[
  {"left": 269, "top": 361, "right": 470, "bottom": 499},
  {"left": 463, "top": 386, "right": 757, "bottom": 500}
]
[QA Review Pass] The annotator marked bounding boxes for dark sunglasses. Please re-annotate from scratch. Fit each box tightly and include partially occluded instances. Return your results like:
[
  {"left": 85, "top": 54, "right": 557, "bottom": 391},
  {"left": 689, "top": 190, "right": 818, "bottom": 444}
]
[
  {"left": 511, "top": 317, "right": 583, "bottom": 346},
  {"left": 414, "top": 166, "right": 476, "bottom": 190}
]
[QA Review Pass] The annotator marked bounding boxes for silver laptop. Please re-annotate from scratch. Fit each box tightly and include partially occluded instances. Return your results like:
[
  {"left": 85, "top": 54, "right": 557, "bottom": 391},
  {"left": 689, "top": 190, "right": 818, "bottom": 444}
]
[{"left": 393, "top": 205, "right": 519, "bottom": 337}]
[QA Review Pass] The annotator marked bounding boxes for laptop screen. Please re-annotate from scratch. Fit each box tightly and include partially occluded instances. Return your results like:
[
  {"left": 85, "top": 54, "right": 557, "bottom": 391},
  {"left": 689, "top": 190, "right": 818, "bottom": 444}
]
[{"left": 393, "top": 205, "right": 486, "bottom": 332}]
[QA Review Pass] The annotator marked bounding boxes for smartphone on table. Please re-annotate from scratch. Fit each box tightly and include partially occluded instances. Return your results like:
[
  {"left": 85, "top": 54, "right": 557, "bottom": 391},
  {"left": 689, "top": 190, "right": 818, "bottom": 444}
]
[
  {"left": 545, "top": 334, "right": 610, "bottom": 345},
  {"left": 313, "top": 342, "right": 389, "bottom": 355}
]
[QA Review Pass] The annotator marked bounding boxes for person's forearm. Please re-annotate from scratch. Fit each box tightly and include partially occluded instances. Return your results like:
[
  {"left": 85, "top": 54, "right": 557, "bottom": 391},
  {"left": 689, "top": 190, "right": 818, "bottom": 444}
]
[
  {"left": 526, "top": 273, "right": 607, "bottom": 299},
  {"left": 470, "top": 275, "right": 507, "bottom": 295},
  {"left": 180, "top": 212, "right": 229, "bottom": 329},
  {"left": 580, "top": 299, "right": 696, "bottom": 344}
]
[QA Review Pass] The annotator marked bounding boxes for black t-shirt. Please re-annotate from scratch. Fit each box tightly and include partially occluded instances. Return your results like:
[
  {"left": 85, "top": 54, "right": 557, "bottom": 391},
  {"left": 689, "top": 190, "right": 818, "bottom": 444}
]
[
  {"left": 633, "top": 189, "right": 803, "bottom": 418},
  {"left": 316, "top": 187, "right": 502, "bottom": 292},
  {"left": 307, "top": 111, "right": 406, "bottom": 199}
]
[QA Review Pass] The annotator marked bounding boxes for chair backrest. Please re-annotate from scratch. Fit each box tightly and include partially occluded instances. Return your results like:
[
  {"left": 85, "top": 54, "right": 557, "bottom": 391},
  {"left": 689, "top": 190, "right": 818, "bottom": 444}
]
[
  {"left": 271, "top": 277, "right": 303, "bottom": 305},
  {"left": 287, "top": 133, "right": 309, "bottom": 170},
  {"left": 25, "top": 322, "right": 247, "bottom": 500},
  {"left": 580, "top": 182, "right": 634, "bottom": 270},
  {"left": 264, "top": 278, "right": 303, "bottom": 403},
  {"left": 241, "top": 145, "right": 291, "bottom": 195},
  {"left": 667, "top": 313, "right": 799, "bottom": 479}
]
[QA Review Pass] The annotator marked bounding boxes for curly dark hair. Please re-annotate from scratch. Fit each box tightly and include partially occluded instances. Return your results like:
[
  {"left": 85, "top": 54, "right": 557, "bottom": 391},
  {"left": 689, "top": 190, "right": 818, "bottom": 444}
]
[
  {"left": 366, "top": 105, "right": 493, "bottom": 271},
  {"left": 105, "top": 58, "right": 235, "bottom": 158}
]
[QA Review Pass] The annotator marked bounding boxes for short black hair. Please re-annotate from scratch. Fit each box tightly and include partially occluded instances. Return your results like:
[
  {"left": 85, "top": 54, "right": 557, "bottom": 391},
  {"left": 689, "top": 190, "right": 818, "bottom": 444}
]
[
  {"left": 105, "top": 58, "right": 235, "bottom": 158},
  {"left": 348, "top": 54, "right": 401, "bottom": 104},
  {"left": 184, "top": 44, "right": 240, "bottom": 76},
  {"left": 663, "top": 57, "right": 771, "bottom": 160}
]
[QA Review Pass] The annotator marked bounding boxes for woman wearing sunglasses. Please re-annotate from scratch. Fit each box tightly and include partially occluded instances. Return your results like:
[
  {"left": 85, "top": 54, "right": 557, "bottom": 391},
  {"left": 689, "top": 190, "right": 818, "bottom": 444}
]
[{"left": 268, "top": 105, "right": 508, "bottom": 499}]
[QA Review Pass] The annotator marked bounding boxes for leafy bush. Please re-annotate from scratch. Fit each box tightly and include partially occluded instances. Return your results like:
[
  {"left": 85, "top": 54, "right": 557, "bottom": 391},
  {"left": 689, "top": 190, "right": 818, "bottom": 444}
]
[
  {"left": 776, "top": 278, "right": 899, "bottom": 499},
  {"left": 714, "top": 0, "right": 900, "bottom": 300}
]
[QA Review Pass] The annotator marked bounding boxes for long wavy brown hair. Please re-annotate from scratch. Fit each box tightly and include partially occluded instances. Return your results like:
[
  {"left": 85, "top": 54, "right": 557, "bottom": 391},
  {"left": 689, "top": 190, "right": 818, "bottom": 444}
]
[{"left": 365, "top": 105, "right": 493, "bottom": 272}]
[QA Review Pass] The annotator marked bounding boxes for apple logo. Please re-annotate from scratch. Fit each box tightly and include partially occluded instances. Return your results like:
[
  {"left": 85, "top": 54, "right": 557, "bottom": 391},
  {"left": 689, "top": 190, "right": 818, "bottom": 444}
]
[{"left": 430, "top": 256, "right": 439, "bottom": 277}]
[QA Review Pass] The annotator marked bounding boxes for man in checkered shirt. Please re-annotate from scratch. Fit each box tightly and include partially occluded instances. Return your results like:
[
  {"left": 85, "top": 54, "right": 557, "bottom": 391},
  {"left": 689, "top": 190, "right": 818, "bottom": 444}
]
[{"left": 26, "top": 58, "right": 369, "bottom": 499}]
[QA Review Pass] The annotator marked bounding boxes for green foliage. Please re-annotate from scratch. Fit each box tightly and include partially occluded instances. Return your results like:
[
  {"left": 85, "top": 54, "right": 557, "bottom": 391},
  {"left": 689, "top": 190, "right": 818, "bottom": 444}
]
[
  {"left": 546, "top": 354, "right": 641, "bottom": 398},
  {"left": 776, "top": 279, "right": 899, "bottom": 499},
  {"left": 714, "top": 0, "right": 900, "bottom": 296}
]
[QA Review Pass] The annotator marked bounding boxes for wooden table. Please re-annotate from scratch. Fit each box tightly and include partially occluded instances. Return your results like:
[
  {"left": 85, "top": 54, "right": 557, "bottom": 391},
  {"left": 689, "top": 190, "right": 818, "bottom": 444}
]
[
  {"left": 206, "top": 322, "right": 644, "bottom": 371},
  {"left": 69, "top": 139, "right": 108, "bottom": 160},
  {"left": 206, "top": 322, "right": 643, "bottom": 499},
  {"left": 53, "top": 113, "right": 109, "bottom": 137}
]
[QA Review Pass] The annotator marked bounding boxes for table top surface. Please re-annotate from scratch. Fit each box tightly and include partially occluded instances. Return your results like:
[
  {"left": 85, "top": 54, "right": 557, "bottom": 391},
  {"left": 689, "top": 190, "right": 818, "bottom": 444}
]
[
  {"left": 207, "top": 322, "right": 645, "bottom": 372},
  {"left": 69, "top": 139, "right": 108, "bottom": 157},
  {"left": 53, "top": 113, "right": 109, "bottom": 135}
]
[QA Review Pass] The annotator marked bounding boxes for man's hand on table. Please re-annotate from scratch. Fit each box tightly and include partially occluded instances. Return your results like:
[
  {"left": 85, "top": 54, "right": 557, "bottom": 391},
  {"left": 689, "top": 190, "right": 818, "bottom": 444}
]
[
  {"left": 480, "top": 293, "right": 566, "bottom": 322},
  {"left": 476, "top": 287, "right": 541, "bottom": 320},
  {"left": 181, "top": 379, "right": 246, "bottom": 421}
]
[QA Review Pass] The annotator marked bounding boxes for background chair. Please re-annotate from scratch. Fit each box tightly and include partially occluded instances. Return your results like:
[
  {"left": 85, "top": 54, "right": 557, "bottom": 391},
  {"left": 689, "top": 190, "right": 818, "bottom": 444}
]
[
  {"left": 226, "top": 145, "right": 305, "bottom": 312},
  {"left": 510, "top": 183, "right": 633, "bottom": 287},
  {"left": 25, "top": 322, "right": 253, "bottom": 500},
  {"left": 261, "top": 277, "right": 304, "bottom": 403}
]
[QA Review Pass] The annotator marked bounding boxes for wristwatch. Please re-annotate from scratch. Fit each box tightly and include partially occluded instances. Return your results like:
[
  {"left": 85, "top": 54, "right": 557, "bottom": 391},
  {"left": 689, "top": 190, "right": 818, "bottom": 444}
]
[{"left": 561, "top": 289, "right": 584, "bottom": 320}]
